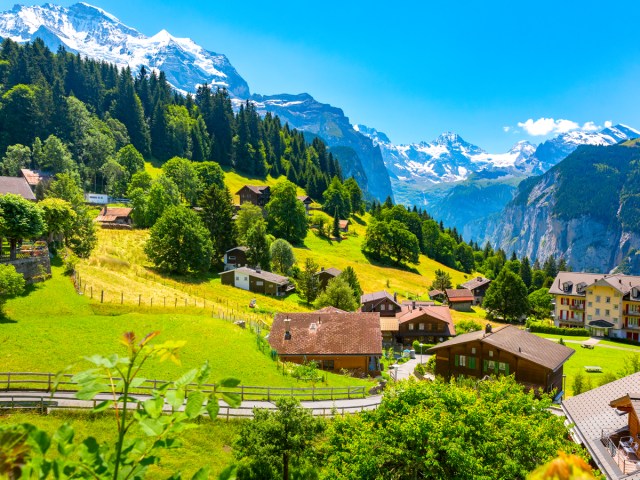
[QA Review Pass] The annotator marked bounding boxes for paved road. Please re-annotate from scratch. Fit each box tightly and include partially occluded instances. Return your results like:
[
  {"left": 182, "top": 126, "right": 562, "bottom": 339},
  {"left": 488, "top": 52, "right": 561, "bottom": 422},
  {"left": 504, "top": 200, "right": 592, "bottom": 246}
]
[{"left": 0, "top": 389, "right": 383, "bottom": 418}]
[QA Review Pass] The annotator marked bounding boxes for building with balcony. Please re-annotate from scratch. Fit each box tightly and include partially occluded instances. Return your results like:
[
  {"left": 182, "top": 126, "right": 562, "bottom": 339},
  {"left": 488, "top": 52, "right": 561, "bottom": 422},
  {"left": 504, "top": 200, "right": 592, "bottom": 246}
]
[{"left": 550, "top": 272, "right": 640, "bottom": 340}]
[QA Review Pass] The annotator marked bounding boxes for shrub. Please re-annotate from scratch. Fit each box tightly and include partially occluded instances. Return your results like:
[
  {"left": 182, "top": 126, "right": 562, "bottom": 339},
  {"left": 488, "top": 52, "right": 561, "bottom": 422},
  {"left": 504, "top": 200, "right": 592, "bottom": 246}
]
[
  {"left": 425, "top": 355, "right": 436, "bottom": 374},
  {"left": 527, "top": 321, "right": 589, "bottom": 337},
  {"left": 63, "top": 252, "right": 79, "bottom": 275},
  {"left": 414, "top": 363, "right": 426, "bottom": 378},
  {"left": 456, "top": 319, "right": 483, "bottom": 334}
]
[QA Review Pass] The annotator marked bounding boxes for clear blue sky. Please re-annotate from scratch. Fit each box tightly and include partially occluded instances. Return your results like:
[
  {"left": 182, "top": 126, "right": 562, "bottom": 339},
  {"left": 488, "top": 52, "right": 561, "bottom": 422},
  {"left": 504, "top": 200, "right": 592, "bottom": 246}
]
[{"left": 3, "top": 0, "right": 640, "bottom": 151}]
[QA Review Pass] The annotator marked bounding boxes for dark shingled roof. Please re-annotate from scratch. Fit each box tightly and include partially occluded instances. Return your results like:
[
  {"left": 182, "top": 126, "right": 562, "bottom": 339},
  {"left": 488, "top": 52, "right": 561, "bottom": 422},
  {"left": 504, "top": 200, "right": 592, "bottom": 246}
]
[
  {"left": 588, "top": 319, "right": 615, "bottom": 328},
  {"left": 429, "top": 289, "right": 444, "bottom": 297},
  {"left": 269, "top": 312, "right": 382, "bottom": 355},
  {"left": 315, "top": 267, "right": 342, "bottom": 278},
  {"left": 429, "top": 325, "right": 574, "bottom": 371},
  {"left": 461, "top": 276, "right": 491, "bottom": 291},
  {"left": 220, "top": 266, "right": 289, "bottom": 285},
  {"left": 0, "top": 176, "right": 36, "bottom": 200},
  {"left": 361, "top": 290, "right": 399, "bottom": 307},
  {"left": 236, "top": 185, "right": 269, "bottom": 195},
  {"left": 226, "top": 246, "right": 249, "bottom": 253},
  {"left": 563, "top": 372, "right": 640, "bottom": 480}
]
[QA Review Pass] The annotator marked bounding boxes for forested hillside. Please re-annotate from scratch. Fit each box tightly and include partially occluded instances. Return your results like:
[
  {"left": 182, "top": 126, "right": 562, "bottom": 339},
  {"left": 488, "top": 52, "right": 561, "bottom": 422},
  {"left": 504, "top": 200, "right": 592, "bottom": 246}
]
[{"left": 0, "top": 38, "right": 342, "bottom": 200}]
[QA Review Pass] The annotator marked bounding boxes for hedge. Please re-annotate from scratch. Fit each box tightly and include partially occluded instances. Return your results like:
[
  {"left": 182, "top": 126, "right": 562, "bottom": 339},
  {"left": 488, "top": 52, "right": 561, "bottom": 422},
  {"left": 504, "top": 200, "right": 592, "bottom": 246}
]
[{"left": 528, "top": 323, "right": 589, "bottom": 337}]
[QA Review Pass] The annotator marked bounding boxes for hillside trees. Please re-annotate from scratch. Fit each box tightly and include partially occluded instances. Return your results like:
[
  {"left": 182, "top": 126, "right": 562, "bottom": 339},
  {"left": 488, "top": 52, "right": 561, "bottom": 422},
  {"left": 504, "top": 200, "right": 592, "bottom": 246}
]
[
  {"left": 265, "top": 180, "right": 308, "bottom": 244},
  {"left": 430, "top": 269, "right": 453, "bottom": 292},
  {"left": 245, "top": 222, "right": 271, "bottom": 271},
  {"left": 0, "top": 144, "right": 30, "bottom": 176},
  {"left": 315, "top": 277, "right": 359, "bottom": 311},
  {"left": 145, "top": 206, "right": 213, "bottom": 274},
  {"left": 323, "top": 177, "right": 351, "bottom": 220},
  {"left": 298, "top": 258, "right": 320, "bottom": 305},
  {"left": 363, "top": 219, "right": 419, "bottom": 265},
  {"left": 270, "top": 239, "right": 295, "bottom": 275},
  {"left": 483, "top": 268, "right": 530, "bottom": 322},
  {"left": 0, "top": 193, "right": 46, "bottom": 259},
  {"left": 198, "top": 183, "right": 236, "bottom": 265},
  {"left": 39, "top": 197, "right": 76, "bottom": 245},
  {"left": 338, "top": 266, "right": 363, "bottom": 302},
  {"left": 236, "top": 203, "right": 265, "bottom": 244},
  {"left": 128, "top": 174, "right": 181, "bottom": 228}
]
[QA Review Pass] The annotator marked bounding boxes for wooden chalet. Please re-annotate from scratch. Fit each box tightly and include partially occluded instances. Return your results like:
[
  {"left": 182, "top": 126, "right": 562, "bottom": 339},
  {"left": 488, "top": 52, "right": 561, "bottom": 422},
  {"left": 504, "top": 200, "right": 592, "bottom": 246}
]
[
  {"left": 428, "top": 324, "right": 574, "bottom": 393},
  {"left": 380, "top": 316, "right": 399, "bottom": 347},
  {"left": 445, "top": 288, "right": 474, "bottom": 311},
  {"left": 396, "top": 305, "right": 455, "bottom": 346},
  {"left": 95, "top": 207, "right": 133, "bottom": 228},
  {"left": 461, "top": 276, "right": 492, "bottom": 305},
  {"left": 315, "top": 267, "right": 342, "bottom": 290},
  {"left": 428, "top": 289, "right": 446, "bottom": 302},
  {"left": 223, "top": 246, "right": 249, "bottom": 270},
  {"left": 361, "top": 290, "right": 401, "bottom": 317},
  {"left": 338, "top": 219, "right": 349, "bottom": 232},
  {"left": 269, "top": 310, "right": 382, "bottom": 376},
  {"left": 297, "top": 195, "right": 312, "bottom": 214},
  {"left": 220, "top": 266, "right": 293, "bottom": 296},
  {"left": 0, "top": 176, "right": 36, "bottom": 201},
  {"left": 236, "top": 185, "right": 271, "bottom": 207},
  {"left": 562, "top": 372, "right": 640, "bottom": 478}
]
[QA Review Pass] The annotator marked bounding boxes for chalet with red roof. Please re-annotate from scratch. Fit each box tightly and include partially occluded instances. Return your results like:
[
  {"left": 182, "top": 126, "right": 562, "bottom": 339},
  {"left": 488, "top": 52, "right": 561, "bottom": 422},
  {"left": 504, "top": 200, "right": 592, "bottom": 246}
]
[{"left": 445, "top": 288, "right": 474, "bottom": 311}]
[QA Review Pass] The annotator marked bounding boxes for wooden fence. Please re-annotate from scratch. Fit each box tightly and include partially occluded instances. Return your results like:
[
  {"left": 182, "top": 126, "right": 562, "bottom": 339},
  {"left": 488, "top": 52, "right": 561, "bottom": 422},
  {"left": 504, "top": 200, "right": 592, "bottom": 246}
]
[{"left": 0, "top": 372, "right": 367, "bottom": 402}]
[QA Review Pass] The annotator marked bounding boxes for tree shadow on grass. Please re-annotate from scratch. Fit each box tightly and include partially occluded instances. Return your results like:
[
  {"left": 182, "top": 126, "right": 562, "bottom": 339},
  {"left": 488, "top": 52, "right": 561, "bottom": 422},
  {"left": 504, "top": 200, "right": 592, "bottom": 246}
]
[
  {"left": 0, "top": 312, "right": 17, "bottom": 324},
  {"left": 351, "top": 214, "right": 367, "bottom": 226},
  {"left": 361, "top": 251, "right": 421, "bottom": 275}
]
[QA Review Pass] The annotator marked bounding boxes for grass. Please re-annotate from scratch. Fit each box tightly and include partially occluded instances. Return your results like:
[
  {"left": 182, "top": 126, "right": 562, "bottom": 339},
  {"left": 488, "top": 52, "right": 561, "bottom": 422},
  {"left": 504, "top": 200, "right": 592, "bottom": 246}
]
[
  {"left": 1, "top": 263, "right": 371, "bottom": 390},
  {"left": 222, "top": 168, "right": 307, "bottom": 200},
  {"left": 0, "top": 410, "right": 241, "bottom": 478}
]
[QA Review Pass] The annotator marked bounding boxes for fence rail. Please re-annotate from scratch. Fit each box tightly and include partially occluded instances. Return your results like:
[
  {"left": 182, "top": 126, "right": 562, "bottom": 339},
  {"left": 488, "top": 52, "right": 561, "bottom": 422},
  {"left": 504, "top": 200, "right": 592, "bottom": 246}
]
[
  {"left": 0, "top": 393, "right": 380, "bottom": 419},
  {"left": 0, "top": 372, "right": 367, "bottom": 401}
]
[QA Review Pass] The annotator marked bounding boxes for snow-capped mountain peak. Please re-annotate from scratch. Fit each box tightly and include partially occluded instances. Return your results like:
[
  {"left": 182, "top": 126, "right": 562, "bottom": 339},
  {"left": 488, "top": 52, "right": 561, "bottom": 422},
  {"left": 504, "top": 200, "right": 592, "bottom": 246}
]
[{"left": 0, "top": 2, "right": 249, "bottom": 96}]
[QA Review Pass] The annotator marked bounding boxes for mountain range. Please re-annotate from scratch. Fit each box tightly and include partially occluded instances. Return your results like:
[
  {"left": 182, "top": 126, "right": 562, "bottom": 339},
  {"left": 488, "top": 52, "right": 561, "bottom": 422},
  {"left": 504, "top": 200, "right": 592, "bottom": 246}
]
[{"left": 0, "top": 2, "right": 393, "bottom": 201}]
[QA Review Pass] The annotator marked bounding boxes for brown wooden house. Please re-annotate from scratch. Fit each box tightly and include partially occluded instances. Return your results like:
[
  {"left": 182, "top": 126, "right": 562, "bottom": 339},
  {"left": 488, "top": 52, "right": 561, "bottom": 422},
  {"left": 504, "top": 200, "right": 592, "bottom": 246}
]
[
  {"left": 380, "top": 317, "right": 399, "bottom": 347},
  {"left": 428, "top": 289, "right": 446, "bottom": 302},
  {"left": 297, "top": 195, "right": 312, "bottom": 214},
  {"left": 95, "top": 207, "right": 133, "bottom": 228},
  {"left": 338, "top": 219, "right": 349, "bottom": 232},
  {"left": 20, "top": 168, "right": 51, "bottom": 192},
  {"left": 236, "top": 185, "right": 271, "bottom": 207},
  {"left": 396, "top": 305, "right": 456, "bottom": 346},
  {"left": 269, "top": 310, "right": 382, "bottom": 376},
  {"left": 219, "top": 266, "right": 293, "bottom": 296},
  {"left": 361, "top": 290, "right": 401, "bottom": 317},
  {"left": 610, "top": 394, "right": 640, "bottom": 442},
  {"left": 428, "top": 325, "right": 574, "bottom": 393},
  {"left": 445, "top": 288, "right": 474, "bottom": 311},
  {"left": 315, "top": 267, "right": 342, "bottom": 290},
  {"left": 224, "top": 246, "right": 249, "bottom": 270},
  {"left": 461, "top": 276, "right": 492, "bottom": 306}
]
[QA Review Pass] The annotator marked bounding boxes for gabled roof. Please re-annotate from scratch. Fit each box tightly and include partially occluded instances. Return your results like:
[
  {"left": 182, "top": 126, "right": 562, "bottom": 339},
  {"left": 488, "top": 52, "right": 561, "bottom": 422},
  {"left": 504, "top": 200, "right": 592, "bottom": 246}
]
[
  {"left": 563, "top": 372, "right": 640, "bottom": 480},
  {"left": 461, "top": 276, "right": 491, "bottom": 291},
  {"left": 549, "top": 271, "right": 640, "bottom": 297},
  {"left": 20, "top": 168, "right": 51, "bottom": 187},
  {"left": 380, "top": 317, "right": 399, "bottom": 332},
  {"left": 96, "top": 207, "right": 132, "bottom": 222},
  {"left": 428, "top": 289, "right": 444, "bottom": 297},
  {"left": 339, "top": 219, "right": 349, "bottom": 229},
  {"left": 269, "top": 312, "right": 382, "bottom": 356},
  {"left": 0, "top": 176, "right": 36, "bottom": 200},
  {"left": 236, "top": 185, "right": 269, "bottom": 195},
  {"left": 396, "top": 306, "right": 456, "bottom": 336},
  {"left": 361, "top": 290, "right": 399, "bottom": 306},
  {"left": 445, "top": 288, "right": 474, "bottom": 302},
  {"left": 588, "top": 319, "right": 615, "bottom": 328},
  {"left": 220, "top": 266, "right": 289, "bottom": 285},
  {"left": 297, "top": 195, "right": 312, "bottom": 203},
  {"left": 315, "top": 267, "right": 342, "bottom": 277},
  {"left": 401, "top": 300, "right": 435, "bottom": 307},
  {"left": 429, "top": 325, "right": 574, "bottom": 371},
  {"left": 226, "top": 246, "right": 249, "bottom": 254},
  {"left": 314, "top": 306, "right": 347, "bottom": 314}
]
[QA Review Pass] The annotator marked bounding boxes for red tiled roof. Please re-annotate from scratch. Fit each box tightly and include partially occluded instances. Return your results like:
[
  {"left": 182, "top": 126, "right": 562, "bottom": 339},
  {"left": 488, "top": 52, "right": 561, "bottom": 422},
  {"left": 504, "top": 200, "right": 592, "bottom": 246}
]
[
  {"left": 20, "top": 168, "right": 51, "bottom": 186},
  {"left": 445, "top": 288, "right": 474, "bottom": 302},
  {"left": 96, "top": 207, "right": 132, "bottom": 222},
  {"left": 269, "top": 312, "right": 382, "bottom": 356},
  {"left": 339, "top": 219, "right": 349, "bottom": 229}
]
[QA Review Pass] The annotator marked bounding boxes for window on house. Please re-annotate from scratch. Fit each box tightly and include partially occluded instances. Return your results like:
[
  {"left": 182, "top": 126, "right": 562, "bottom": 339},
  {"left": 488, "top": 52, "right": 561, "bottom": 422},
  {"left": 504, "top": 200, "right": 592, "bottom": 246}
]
[
  {"left": 235, "top": 276, "right": 239, "bottom": 281},
  {"left": 596, "top": 296, "right": 601, "bottom": 302},
  {"left": 605, "top": 309, "right": 610, "bottom": 317},
  {"left": 488, "top": 360, "right": 495, "bottom": 370},
  {"left": 588, "top": 290, "right": 593, "bottom": 295},
  {"left": 419, "top": 323, "right": 425, "bottom": 330},
  {"left": 408, "top": 324, "right": 414, "bottom": 331},
  {"left": 489, "top": 351, "right": 493, "bottom": 357},
  {"left": 456, "top": 355, "right": 475, "bottom": 368},
  {"left": 596, "top": 308, "right": 601, "bottom": 315},
  {"left": 380, "top": 304, "right": 386, "bottom": 311},
  {"left": 629, "top": 318, "right": 639, "bottom": 328},
  {"left": 588, "top": 302, "right": 593, "bottom": 307},
  {"left": 614, "top": 304, "right": 619, "bottom": 310},
  {"left": 323, "top": 360, "right": 335, "bottom": 370},
  {"left": 606, "top": 297, "right": 611, "bottom": 303},
  {"left": 256, "top": 281, "right": 264, "bottom": 286},
  {"left": 471, "top": 347, "right": 476, "bottom": 354},
  {"left": 588, "top": 315, "right": 593, "bottom": 321}
]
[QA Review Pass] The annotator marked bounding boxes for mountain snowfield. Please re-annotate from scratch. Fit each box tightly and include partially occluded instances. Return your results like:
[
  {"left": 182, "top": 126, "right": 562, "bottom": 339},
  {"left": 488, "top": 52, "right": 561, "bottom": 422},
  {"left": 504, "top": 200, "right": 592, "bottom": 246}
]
[
  {"left": 0, "top": 2, "right": 250, "bottom": 96},
  {"left": 355, "top": 123, "right": 640, "bottom": 185}
]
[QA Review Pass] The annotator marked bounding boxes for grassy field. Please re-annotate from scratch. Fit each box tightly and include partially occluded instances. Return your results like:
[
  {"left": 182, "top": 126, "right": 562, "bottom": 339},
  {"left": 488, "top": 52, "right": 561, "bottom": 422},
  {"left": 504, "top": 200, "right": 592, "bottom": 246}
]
[
  {"left": 0, "top": 410, "right": 241, "bottom": 478},
  {"left": 1, "top": 263, "right": 371, "bottom": 389}
]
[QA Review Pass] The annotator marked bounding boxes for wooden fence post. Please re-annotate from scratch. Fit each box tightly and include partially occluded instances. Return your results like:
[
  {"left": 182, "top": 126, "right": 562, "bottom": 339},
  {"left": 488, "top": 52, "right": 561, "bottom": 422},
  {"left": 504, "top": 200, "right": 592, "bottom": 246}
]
[
  {"left": 121, "top": 292, "right": 124, "bottom": 305},
  {"left": 100, "top": 290, "right": 104, "bottom": 303},
  {"left": 90, "top": 286, "right": 93, "bottom": 299},
  {"left": 139, "top": 294, "right": 141, "bottom": 306},
  {"left": 150, "top": 298, "right": 153, "bottom": 307}
]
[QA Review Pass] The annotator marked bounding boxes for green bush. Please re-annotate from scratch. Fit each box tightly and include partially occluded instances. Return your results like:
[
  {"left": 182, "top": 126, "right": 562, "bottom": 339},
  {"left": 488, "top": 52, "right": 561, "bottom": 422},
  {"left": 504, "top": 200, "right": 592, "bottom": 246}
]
[
  {"left": 63, "top": 252, "right": 79, "bottom": 275},
  {"left": 425, "top": 355, "right": 436, "bottom": 374},
  {"left": 414, "top": 363, "right": 426, "bottom": 377},
  {"left": 527, "top": 322, "right": 589, "bottom": 337}
]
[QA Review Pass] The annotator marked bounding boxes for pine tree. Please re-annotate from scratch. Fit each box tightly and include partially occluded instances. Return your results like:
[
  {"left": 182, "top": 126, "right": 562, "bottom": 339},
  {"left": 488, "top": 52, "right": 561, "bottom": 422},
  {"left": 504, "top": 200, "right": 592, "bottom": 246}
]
[
  {"left": 332, "top": 209, "right": 341, "bottom": 240},
  {"left": 198, "top": 184, "right": 236, "bottom": 265}
]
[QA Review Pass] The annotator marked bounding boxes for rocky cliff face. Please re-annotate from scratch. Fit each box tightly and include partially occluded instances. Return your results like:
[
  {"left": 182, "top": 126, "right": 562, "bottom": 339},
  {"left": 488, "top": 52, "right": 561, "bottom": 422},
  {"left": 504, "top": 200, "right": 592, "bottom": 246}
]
[{"left": 476, "top": 143, "right": 640, "bottom": 273}]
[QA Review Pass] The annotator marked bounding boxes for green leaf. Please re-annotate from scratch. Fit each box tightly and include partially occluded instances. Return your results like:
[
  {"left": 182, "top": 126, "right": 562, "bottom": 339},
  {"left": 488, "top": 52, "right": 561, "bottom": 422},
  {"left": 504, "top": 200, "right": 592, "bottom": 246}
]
[
  {"left": 92, "top": 400, "right": 113, "bottom": 413},
  {"left": 174, "top": 368, "right": 198, "bottom": 389},
  {"left": 76, "top": 385, "right": 108, "bottom": 400},
  {"left": 53, "top": 423, "right": 75, "bottom": 456},
  {"left": 217, "top": 465, "right": 238, "bottom": 480},
  {"left": 29, "top": 428, "right": 51, "bottom": 455},
  {"left": 191, "top": 466, "right": 210, "bottom": 480},
  {"left": 130, "top": 377, "right": 147, "bottom": 389},
  {"left": 218, "top": 377, "right": 241, "bottom": 388},
  {"left": 221, "top": 392, "right": 241, "bottom": 408},
  {"left": 138, "top": 417, "right": 164, "bottom": 436},
  {"left": 205, "top": 398, "right": 220, "bottom": 420},
  {"left": 196, "top": 361, "right": 211, "bottom": 387},
  {"left": 185, "top": 392, "right": 205, "bottom": 419},
  {"left": 143, "top": 396, "right": 164, "bottom": 418},
  {"left": 165, "top": 389, "right": 185, "bottom": 410}
]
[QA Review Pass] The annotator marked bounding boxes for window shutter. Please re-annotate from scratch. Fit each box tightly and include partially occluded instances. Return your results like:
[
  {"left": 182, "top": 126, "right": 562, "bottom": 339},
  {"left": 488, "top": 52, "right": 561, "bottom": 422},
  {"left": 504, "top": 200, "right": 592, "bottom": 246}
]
[
  {"left": 469, "top": 357, "right": 476, "bottom": 369},
  {"left": 505, "top": 364, "right": 510, "bottom": 375},
  {"left": 455, "top": 355, "right": 459, "bottom": 367},
  {"left": 483, "top": 360, "right": 488, "bottom": 372}
]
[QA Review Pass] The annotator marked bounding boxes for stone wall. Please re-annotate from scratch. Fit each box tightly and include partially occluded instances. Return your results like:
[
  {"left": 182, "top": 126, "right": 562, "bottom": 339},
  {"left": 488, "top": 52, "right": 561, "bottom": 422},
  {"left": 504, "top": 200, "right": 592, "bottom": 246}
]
[{"left": 2, "top": 255, "right": 51, "bottom": 283}]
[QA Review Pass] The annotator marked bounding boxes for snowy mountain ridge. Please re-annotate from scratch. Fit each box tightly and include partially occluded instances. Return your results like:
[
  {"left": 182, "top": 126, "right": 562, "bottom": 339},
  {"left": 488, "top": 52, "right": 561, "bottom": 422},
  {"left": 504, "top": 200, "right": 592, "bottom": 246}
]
[{"left": 0, "top": 2, "right": 250, "bottom": 96}]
